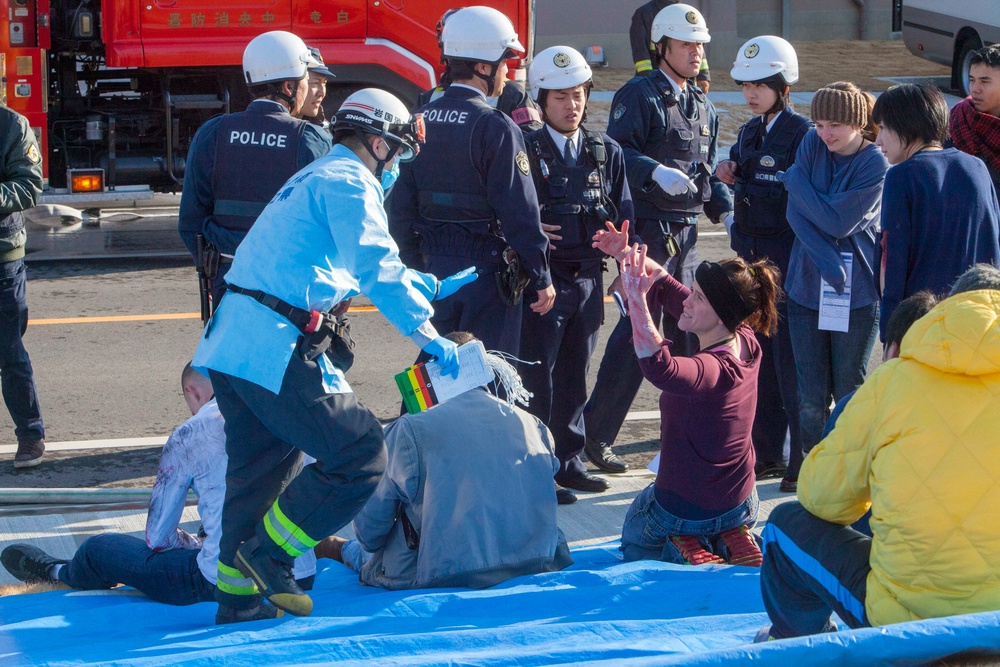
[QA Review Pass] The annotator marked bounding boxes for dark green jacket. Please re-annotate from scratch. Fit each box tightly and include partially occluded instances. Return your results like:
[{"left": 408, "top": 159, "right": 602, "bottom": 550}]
[{"left": 0, "top": 106, "right": 42, "bottom": 262}]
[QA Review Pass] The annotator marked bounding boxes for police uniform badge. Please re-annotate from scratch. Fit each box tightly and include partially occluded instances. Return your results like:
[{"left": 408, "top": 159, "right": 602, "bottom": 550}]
[
  {"left": 553, "top": 52, "right": 571, "bottom": 68},
  {"left": 760, "top": 155, "right": 775, "bottom": 167},
  {"left": 612, "top": 104, "right": 626, "bottom": 121},
  {"left": 701, "top": 125, "right": 710, "bottom": 136},
  {"left": 588, "top": 171, "right": 601, "bottom": 186},
  {"left": 515, "top": 150, "right": 530, "bottom": 176},
  {"left": 685, "top": 11, "right": 698, "bottom": 24},
  {"left": 744, "top": 43, "right": 760, "bottom": 59},
  {"left": 26, "top": 143, "right": 40, "bottom": 165}
]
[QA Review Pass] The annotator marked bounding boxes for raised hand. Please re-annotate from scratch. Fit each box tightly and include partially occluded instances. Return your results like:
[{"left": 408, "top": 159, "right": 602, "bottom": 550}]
[{"left": 592, "top": 219, "right": 631, "bottom": 261}]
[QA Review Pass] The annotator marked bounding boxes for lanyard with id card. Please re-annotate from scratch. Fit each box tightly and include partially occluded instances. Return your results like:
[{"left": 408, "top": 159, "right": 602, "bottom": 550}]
[{"left": 818, "top": 252, "right": 852, "bottom": 332}]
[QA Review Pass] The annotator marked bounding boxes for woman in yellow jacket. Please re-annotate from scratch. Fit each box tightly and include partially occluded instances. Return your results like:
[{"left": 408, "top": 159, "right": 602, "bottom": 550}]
[{"left": 757, "top": 264, "right": 1000, "bottom": 640}]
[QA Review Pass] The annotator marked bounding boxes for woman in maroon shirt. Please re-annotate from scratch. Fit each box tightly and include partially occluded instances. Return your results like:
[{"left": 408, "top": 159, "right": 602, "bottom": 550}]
[{"left": 596, "top": 224, "right": 781, "bottom": 567}]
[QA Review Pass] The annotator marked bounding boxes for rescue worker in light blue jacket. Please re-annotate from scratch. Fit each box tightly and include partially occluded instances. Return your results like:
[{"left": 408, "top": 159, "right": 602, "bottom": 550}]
[{"left": 192, "top": 88, "right": 478, "bottom": 625}]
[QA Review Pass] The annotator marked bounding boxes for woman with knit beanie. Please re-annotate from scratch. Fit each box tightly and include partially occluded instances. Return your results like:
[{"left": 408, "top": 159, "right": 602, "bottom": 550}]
[
  {"left": 778, "top": 82, "right": 889, "bottom": 493},
  {"left": 594, "top": 225, "right": 782, "bottom": 569}
]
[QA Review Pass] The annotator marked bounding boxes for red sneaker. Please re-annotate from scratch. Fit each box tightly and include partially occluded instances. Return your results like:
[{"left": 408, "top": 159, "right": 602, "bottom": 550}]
[
  {"left": 719, "top": 525, "right": 762, "bottom": 567},
  {"left": 669, "top": 535, "right": 726, "bottom": 565}
]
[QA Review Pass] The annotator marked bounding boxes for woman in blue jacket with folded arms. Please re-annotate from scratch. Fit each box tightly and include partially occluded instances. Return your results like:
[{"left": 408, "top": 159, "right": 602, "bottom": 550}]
[{"left": 779, "top": 81, "right": 889, "bottom": 493}]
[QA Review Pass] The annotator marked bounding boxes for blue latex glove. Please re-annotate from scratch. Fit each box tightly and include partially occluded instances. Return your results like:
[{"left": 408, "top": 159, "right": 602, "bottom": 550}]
[
  {"left": 423, "top": 336, "right": 460, "bottom": 379},
  {"left": 436, "top": 266, "right": 478, "bottom": 300}
]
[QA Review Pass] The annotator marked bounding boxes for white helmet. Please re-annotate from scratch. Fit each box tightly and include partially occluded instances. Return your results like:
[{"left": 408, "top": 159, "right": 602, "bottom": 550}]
[
  {"left": 730, "top": 36, "right": 798, "bottom": 85},
  {"left": 332, "top": 88, "right": 425, "bottom": 161},
  {"left": 441, "top": 6, "right": 524, "bottom": 63},
  {"left": 528, "top": 46, "right": 593, "bottom": 100},
  {"left": 651, "top": 4, "right": 711, "bottom": 45},
  {"left": 243, "top": 31, "right": 321, "bottom": 86}
]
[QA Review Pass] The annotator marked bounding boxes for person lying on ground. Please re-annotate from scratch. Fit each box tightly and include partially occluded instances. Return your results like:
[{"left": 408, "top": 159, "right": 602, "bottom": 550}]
[
  {"left": 0, "top": 363, "right": 315, "bottom": 606},
  {"left": 758, "top": 264, "right": 1000, "bottom": 641},
  {"left": 315, "top": 332, "right": 572, "bottom": 589},
  {"left": 595, "top": 224, "right": 781, "bottom": 568}
]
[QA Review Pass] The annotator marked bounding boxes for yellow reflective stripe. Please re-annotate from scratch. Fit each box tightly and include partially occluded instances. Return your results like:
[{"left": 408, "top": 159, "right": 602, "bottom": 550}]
[
  {"left": 700, "top": 58, "right": 709, "bottom": 72},
  {"left": 635, "top": 59, "right": 653, "bottom": 74},
  {"left": 264, "top": 501, "right": 318, "bottom": 558},
  {"left": 216, "top": 561, "right": 257, "bottom": 595}
]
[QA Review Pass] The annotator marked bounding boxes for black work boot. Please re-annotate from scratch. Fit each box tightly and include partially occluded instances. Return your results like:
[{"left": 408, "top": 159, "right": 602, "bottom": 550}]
[
  {"left": 1, "top": 544, "right": 67, "bottom": 583},
  {"left": 235, "top": 537, "right": 313, "bottom": 616},
  {"left": 215, "top": 600, "right": 284, "bottom": 625}
]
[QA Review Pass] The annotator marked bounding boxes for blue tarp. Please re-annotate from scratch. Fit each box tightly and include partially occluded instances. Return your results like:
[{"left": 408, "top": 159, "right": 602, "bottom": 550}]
[{"left": 1, "top": 543, "right": 998, "bottom": 666}]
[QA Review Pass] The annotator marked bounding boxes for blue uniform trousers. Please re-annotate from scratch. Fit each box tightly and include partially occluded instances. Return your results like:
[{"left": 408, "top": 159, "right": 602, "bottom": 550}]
[
  {"left": 583, "top": 218, "right": 698, "bottom": 446},
  {"left": 761, "top": 501, "right": 871, "bottom": 638},
  {"left": 0, "top": 260, "right": 43, "bottom": 442},
  {"left": 729, "top": 229, "right": 802, "bottom": 473},
  {"left": 209, "top": 354, "right": 385, "bottom": 609},
  {"left": 425, "top": 254, "right": 522, "bottom": 356},
  {"left": 519, "top": 262, "right": 604, "bottom": 479}
]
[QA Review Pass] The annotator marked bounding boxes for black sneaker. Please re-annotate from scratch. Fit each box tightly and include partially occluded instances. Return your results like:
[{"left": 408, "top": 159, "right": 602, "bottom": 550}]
[
  {"left": 13, "top": 439, "right": 44, "bottom": 469},
  {"left": 583, "top": 438, "right": 629, "bottom": 474},
  {"left": 235, "top": 537, "right": 313, "bottom": 616},
  {"left": 779, "top": 476, "right": 798, "bottom": 493},
  {"left": 1, "top": 544, "right": 66, "bottom": 583},
  {"left": 215, "top": 601, "right": 284, "bottom": 625}
]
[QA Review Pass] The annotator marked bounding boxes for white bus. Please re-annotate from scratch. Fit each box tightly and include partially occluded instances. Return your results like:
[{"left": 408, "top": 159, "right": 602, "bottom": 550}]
[{"left": 902, "top": 0, "right": 1000, "bottom": 95}]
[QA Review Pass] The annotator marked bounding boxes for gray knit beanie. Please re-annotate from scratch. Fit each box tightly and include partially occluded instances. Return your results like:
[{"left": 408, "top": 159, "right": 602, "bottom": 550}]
[{"left": 810, "top": 86, "right": 868, "bottom": 127}]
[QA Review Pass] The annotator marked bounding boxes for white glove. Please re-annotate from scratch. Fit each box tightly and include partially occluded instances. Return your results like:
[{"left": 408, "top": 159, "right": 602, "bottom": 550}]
[
  {"left": 723, "top": 212, "right": 735, "bottom": 235},
  {"left": 652, "top": 165, "right": 698, "bottom": 196}
]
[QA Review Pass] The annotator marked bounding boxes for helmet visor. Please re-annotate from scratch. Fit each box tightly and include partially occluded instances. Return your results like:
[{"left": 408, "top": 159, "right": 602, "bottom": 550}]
[{"left": 388, "top": 114, "right": 425, "bottom": 162}]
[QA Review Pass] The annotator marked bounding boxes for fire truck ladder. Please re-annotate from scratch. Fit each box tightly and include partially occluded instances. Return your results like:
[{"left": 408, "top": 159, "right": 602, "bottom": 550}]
[{"left": 160, "top": 74, "right": 231, "bottom": 187}]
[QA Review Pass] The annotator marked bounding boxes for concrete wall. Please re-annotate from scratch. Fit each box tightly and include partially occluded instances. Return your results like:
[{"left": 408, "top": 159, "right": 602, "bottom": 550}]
[{"left": 534, "top": 0, "right": 893, "bottom": 70}]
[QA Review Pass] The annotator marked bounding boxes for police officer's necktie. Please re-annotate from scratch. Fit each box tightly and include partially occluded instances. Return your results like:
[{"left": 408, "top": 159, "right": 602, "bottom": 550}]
[
  {"left": 564, "top": 137, "right": 576, "bottom": 166},
  {"left": 754, "top": 122, "right": 767, "bottom": 150}
]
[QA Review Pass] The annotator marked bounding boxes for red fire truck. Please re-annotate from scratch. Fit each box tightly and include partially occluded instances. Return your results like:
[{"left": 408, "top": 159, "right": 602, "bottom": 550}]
[{"left": 1, "top": 0, "right": 532, "bottom": 202}]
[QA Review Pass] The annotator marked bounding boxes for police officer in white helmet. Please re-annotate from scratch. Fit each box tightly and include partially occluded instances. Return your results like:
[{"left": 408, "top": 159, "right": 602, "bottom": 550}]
[
  {"left": 715, "top": 36, "right": 812, "bottom": 490},
  {"left": 193, "top": 87, "right": 478, "bottom": 624},
  {"left": 388, "top": 6, "right": 554, "bottom": 358},
  {"left": 414, "top": 8, "right": 542, "bottom": 132},
  {"left": 179, "top": 31, "right": 332, "bottom": 315},
  {"left": 582, "top": 4, "right": 733, "bottom": 458},
  {"left": 520, "top": 46, "right": 635, "bottom": 501}
]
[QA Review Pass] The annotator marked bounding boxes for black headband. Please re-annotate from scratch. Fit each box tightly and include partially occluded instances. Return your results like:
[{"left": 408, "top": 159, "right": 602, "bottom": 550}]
[{"left": 695, "top": 261, "right": 755, "bottom": 331}]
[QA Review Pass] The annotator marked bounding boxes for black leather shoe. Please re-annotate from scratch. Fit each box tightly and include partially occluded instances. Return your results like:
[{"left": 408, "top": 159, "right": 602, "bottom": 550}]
[
  {"left": 556, "top": 487, "right": 577, "bottom": 505},
  {"left": 754, "top": 461, "right": 788, "bottom": 480},
  {"left": 779, "top": 476, "right": 798, "bottom": 493},
  {"left": 584, "top": 438, "right": 629, "bottom": 474},
  {"left": 1, "top": 544, "right": 67, "bottom": 583},
  {"left": 236, "top": 537, "right": 313, "bottom": 616},
  {"left": 216, "top": 601, "right": 284, "bottom": 625},
  {"left": 555, "top": 472, "right": 610, "bottom": 493}
]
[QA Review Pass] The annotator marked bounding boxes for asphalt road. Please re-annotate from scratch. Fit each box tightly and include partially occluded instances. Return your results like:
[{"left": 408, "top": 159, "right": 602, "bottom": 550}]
[{"left": 0, "top": 217, "right": 761, "bottom": 489}]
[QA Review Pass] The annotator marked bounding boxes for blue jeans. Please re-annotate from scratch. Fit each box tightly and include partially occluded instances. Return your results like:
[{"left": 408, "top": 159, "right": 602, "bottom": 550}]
[
  {"left": 620, "top": 484, "right": 759, "bottom": 564},
  {"left": 786, "top": 301, "right": 878, "bottom": 472},
  {"left": 0, "top": 260, "right": 43, "bottom": 442},
  {"left": 58, "top": 533, "right": 216, "bottom": 606}
]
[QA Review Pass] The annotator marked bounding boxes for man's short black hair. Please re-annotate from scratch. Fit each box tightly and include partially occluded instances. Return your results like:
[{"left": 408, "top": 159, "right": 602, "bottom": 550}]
[
  {"left": 970, "top": 44, "right": 1000, "bottom": 71},
  {"left": 871, "top": 83, "right": 948, "bottom": 146},
  {"left": 445, "top": 330, "right": 476, "bottom": 346},
  {"left": 446, "top": 59, "right": 481, "bottom": 81},
  {"left": 884, "top": 291, "right": 939, "bottom": 350}
]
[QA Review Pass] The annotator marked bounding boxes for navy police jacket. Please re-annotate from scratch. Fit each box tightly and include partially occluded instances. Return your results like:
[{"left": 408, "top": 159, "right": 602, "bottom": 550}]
[
  {"left": 389, "top": 85, "right": 551, "bottom": 289},
  {"left": 608, "top": 71, "right": 731, "bottom": 224},
  {"left": 178, "top": 99, "right": 331, "bottom": 260},
  {"left": 525, "top": 126, "right": 634, "bottom": 264}
]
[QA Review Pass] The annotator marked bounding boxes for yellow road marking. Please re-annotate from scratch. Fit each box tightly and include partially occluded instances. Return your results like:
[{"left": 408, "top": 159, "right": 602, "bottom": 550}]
[{"left": 28, "top": 298, "right": 619, "bottom": 325}]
